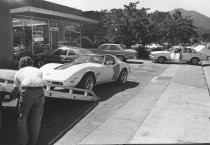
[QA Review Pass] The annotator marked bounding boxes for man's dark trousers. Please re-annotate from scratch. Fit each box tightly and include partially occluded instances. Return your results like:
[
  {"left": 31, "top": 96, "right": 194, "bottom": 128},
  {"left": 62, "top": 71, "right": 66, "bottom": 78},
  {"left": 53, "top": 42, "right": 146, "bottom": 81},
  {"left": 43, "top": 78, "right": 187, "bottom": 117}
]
[{"left": 17, "top": 88, "right": 45, "bottom": 145}]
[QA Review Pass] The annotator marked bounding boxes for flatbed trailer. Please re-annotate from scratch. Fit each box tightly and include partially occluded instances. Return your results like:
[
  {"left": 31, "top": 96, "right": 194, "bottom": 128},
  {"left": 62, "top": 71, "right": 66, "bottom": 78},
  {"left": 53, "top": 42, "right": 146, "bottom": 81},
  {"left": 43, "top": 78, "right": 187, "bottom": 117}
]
[{"left": 0, "top": 70, "right": 99, "bottom": 107}]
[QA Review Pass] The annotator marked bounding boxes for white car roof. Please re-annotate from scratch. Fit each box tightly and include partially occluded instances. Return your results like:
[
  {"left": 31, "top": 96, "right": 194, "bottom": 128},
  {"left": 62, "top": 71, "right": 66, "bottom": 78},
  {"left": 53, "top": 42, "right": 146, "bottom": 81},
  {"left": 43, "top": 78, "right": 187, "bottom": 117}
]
[
  {"left": 101, "top": 43, "right": 120, "bottom": 46},
  {"left": 58, "top": 46, "right": 81, "bottom": 50}
]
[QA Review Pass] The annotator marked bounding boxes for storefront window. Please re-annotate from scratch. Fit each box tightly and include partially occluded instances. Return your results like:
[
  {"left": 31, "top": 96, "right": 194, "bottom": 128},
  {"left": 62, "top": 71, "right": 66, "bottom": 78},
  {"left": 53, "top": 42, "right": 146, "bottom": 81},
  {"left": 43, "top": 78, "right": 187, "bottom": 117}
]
[
  {"left": 70, "top": 23, "right": 81, "bottom": 47},
  {"left": 31, "top": 18, "right": 49, "bottom": 56},
  {"left": 12, "top": 17, "right": 33, "bottom": 60},
  {"left": 57, "top": 21, "right": 71, "bottom": 47},
  {"left": 12, "top": 15, "right": 82, "bottom": 59}
]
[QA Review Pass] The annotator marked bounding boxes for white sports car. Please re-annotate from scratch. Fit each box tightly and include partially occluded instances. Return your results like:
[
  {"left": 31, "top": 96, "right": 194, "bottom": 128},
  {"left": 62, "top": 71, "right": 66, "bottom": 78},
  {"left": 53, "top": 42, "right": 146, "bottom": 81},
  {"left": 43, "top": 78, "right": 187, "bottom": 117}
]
[{"left": 40, "top": 54, "right": 131, "bottom": 90}]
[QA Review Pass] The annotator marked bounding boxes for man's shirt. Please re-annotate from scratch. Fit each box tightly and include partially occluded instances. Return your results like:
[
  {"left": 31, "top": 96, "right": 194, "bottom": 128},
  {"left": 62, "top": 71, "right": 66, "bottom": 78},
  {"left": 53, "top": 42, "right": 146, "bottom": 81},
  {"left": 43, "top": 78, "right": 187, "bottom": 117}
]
[{"left": 14, "top": 66, "right": 43, "bottom": 88}]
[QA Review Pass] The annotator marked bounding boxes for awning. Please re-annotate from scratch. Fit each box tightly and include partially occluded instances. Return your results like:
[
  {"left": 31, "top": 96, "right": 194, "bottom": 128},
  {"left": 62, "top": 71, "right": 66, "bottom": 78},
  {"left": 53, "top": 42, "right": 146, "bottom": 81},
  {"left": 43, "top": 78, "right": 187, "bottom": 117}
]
[{"left": 10, "top": 6, "right": 98, "bottom": 24}]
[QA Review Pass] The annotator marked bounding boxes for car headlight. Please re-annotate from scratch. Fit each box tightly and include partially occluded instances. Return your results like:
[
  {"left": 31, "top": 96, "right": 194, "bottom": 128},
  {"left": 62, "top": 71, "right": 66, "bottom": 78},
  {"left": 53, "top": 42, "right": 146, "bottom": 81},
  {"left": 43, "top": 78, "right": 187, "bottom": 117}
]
[{"left": 70, "top": 77, "right": 79, "bottom": 83}]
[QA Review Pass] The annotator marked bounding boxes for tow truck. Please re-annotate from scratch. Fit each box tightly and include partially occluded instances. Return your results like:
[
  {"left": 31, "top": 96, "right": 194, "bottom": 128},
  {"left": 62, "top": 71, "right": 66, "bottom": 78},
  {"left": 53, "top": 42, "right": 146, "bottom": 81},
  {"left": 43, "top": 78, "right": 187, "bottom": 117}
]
[{"left": 0, "top": 69, "right": 99, "bottom": 108}]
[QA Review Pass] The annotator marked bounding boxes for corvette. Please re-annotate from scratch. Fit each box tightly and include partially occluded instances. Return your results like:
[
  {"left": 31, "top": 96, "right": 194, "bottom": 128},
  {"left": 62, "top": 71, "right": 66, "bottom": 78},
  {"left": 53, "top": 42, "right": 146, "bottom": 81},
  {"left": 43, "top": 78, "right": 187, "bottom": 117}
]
[{"left": 40, "top": 54, "right": 131, "bottom": 90}]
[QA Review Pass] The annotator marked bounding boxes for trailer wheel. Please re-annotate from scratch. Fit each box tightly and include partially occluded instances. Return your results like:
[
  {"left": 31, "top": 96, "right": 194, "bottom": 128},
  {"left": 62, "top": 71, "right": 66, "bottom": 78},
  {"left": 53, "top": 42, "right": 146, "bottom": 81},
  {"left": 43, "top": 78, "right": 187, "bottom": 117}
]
[{"left": 78, "top": 73, "right": 95, "bottom": 91}]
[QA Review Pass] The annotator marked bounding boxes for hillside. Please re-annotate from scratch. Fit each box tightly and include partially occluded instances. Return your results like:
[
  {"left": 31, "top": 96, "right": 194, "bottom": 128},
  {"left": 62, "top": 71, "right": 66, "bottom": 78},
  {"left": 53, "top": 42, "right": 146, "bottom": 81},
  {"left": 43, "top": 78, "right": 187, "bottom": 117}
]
[{"left": 170, "top": 8, "right": 210, "bottom": 34}]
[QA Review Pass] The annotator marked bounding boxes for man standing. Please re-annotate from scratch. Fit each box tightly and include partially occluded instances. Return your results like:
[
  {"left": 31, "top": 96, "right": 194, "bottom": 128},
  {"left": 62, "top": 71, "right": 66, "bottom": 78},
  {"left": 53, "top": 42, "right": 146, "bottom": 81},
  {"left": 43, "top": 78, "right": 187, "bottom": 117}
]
[{"left": 12, "top": 56, "right": 45, "bottom": 145}]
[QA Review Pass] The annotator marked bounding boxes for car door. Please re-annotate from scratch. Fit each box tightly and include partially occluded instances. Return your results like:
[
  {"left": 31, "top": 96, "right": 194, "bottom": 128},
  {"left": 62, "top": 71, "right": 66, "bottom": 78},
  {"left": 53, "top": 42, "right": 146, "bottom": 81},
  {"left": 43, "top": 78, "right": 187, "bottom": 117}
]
[
  {"left": 181, "top": 48, "right": 198, "bottom": 61},
  {"left": 101, "top": 55, "right": 116, "bottom": 82},
  {"left": 169, "top": 47, "right": 182, "bottom": 61}
]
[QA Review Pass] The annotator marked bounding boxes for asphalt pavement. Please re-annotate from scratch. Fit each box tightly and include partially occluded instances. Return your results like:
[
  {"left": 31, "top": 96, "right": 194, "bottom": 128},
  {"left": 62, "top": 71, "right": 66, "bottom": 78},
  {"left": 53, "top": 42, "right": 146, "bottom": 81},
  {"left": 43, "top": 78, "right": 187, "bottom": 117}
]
[
  {"left": 55, "top": 62, "right": 210, "bottom": 144},
  {"left": 1, "top": 60, "right": 210, "bottom": 144}
]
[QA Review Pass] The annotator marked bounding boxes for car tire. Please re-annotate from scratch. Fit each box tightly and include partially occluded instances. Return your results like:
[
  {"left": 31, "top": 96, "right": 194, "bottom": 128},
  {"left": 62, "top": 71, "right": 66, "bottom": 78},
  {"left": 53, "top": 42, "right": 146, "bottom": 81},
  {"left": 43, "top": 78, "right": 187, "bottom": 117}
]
[
  {"left": 190, "top": 57, "right": 199, "bottom": 65},
  {"left": 157, "top": 57, "right": 166, "bottom": 63},
  {"left": 78, "top": 73, "right": 95, "bottom": 91},
  {"left": 117, "top": 55, "right": 125, "bottom": 62},
  {"left": 37, "top": 60, "right": 45, "bottom": 68},
  {"left": 117, "top": 69, "right": 128, "bottom": 84}
]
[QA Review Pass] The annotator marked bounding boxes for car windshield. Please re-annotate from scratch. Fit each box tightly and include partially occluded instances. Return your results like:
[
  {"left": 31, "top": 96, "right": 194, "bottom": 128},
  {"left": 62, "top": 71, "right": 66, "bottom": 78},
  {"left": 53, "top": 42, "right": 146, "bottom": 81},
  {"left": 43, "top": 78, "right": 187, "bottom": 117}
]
[
  {"left": 55, "top": 55, "right": 105, "bottom": 70},
  {"left": 76, "top": 55, "right": 105, "bottom": 64},
  {"left": 53, "top": 49, "right": 68, "bottom": 55},
  {"left": 168, "top": 46, "right": 178, "bottom": 52}
]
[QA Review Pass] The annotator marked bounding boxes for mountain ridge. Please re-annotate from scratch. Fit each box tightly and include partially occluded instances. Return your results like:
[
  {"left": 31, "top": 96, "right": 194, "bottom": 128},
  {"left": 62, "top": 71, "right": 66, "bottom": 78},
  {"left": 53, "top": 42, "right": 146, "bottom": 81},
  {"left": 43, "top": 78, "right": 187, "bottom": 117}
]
[{"left": 170, "top": 8, "right": 210, "bottom": 34}]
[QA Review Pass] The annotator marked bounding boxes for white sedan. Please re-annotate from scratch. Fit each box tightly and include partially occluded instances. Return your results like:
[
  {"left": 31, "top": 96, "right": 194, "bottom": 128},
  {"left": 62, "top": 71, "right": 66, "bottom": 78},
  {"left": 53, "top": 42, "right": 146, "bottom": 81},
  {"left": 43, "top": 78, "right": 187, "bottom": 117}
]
[
  {"left": 40, "top": 54, "right": 131, "bottom": 90},
  {"left": 149, "top": 46, "right": 208, "bottom": 64}
]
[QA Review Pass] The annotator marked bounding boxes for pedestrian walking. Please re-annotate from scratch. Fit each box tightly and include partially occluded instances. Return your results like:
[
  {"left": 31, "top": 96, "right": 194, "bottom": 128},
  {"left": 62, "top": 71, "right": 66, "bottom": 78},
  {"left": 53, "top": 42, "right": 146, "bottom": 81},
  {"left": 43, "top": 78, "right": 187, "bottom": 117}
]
[{"left": 11, "top": 56, "right": 45, "bottom": 145}]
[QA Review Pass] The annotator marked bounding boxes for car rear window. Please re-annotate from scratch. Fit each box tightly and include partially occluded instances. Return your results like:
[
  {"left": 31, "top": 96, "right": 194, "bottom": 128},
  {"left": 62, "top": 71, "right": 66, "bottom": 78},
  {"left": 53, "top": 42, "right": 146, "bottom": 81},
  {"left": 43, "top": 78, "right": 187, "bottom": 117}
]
[
  {"left": 98, "top": 45, "right": 109, "bottom": 50},
  {"left": 53, "top": 49, "right": 67, "bottom": 55}
]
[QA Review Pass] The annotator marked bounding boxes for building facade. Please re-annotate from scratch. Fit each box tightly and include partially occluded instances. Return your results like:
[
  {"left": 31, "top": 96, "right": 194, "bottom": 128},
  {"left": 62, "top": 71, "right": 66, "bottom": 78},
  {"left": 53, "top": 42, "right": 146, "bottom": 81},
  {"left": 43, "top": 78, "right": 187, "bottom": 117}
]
[{"left": 0, "top": 0, "right": 98, "bottom": 67}]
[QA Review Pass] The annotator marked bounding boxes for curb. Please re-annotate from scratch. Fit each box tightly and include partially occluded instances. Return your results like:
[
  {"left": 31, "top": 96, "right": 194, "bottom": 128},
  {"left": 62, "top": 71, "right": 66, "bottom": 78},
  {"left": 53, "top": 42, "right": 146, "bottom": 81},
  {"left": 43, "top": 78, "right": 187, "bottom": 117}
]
[{"left": 201, "top": 60, "right": 210, "bottom": 96}]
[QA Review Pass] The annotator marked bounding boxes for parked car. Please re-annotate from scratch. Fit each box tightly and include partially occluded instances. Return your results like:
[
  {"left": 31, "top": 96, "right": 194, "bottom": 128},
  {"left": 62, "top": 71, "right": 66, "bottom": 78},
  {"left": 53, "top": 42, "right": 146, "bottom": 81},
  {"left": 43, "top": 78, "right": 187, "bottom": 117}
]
[
  {"left": 40, "top": 54, "right": 131, "bottom": 91},
  {"left": 149, "top": 46, "right": 209, "bottom": 65},
  {"left": 88, "top": 43, "right": 138, "bottom": 62},
  {"left": 34, "top": 46, "right": 93, "bottom": 67},
  {"left": 145, "top": 43, "right": 164, "bottom": 52},
  {"left": 13, "top": 46, "right": 32, "bottom": 60}
]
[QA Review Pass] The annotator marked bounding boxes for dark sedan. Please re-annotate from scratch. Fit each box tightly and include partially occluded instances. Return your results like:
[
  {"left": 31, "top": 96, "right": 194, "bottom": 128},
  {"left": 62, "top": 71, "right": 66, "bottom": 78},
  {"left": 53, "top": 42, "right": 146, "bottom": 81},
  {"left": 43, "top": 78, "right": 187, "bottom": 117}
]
[{"left": 34, "top": 46, "right": 93, "bottom": 67}]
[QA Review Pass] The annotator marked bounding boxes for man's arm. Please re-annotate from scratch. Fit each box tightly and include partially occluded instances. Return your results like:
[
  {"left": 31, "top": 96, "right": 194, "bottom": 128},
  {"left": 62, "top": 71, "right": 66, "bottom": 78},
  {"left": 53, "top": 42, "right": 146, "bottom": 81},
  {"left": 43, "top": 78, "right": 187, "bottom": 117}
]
[{"left": 11, "top": 72, "right": 21, "bottom": 100}]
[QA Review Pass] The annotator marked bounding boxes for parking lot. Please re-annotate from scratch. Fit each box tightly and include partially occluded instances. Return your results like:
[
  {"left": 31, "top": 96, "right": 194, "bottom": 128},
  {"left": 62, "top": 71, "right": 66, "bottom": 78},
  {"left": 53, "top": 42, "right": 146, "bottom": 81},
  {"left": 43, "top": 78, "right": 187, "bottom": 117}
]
[{"left": 0, "top": 59, "right": 170, "bottom": 145}]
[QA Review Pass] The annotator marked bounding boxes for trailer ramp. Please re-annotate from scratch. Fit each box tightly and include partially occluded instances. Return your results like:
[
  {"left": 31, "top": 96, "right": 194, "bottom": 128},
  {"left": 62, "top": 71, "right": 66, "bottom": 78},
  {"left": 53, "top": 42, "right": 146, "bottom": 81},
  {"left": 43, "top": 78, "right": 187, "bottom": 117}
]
[{"left": 0, "top": 78, "right": 99, "bottom": 107}]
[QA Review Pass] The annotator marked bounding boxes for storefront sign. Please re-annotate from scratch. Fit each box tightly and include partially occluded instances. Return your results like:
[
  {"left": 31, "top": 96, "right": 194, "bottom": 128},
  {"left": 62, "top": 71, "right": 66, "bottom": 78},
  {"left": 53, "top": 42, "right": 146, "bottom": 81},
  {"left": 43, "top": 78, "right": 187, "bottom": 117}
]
[{"left": 50, "top": 27, "right": 59, "bottom": 31}]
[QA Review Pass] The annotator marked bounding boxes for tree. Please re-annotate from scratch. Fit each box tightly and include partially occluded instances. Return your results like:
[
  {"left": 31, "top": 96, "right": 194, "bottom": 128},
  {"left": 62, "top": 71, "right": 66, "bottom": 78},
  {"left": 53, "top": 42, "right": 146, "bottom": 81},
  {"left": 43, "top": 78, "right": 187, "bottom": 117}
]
[
  {"left": 166, "top": 10, "right": 197, "bottom": 45},
  {"left": 101, "top": 1, "right": 150, "bottom": 47},
  {"left": 101, "top": 2, "right": 197, "bottom": 46},
  {"left": 148, "top": 10, "right": 197, "bottom": 45},
  {"left": 202, "top": 33, "right": 210, "bottom": 42},
  {"left": 147, "top": 11, "right": 171, "bottom": 44},
  {"left": 81, "top": 36, "right": 93, "bottom": 48}
]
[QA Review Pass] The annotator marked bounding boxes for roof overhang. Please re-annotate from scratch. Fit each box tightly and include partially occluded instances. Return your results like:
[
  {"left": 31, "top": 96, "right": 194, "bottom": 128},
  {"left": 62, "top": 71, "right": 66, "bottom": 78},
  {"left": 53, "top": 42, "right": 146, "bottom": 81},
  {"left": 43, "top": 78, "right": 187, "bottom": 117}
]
[{"left": 10, "top": 6, "right": 98, "bottom": 24}]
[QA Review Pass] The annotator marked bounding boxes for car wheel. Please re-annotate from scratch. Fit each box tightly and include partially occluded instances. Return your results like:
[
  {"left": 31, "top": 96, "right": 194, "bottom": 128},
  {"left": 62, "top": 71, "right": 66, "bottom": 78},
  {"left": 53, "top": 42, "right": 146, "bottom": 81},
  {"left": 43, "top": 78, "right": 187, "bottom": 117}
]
[
  {"left": 117, "top": 55, "right": 125, "bottom": 62},
  {"left": 78, "top": 73, "right": 95, "bottom": 91},
  {"left": 190, "top": 57, "right": 199, "bottom": 65},
  {"left": 157, "top": 57, "right": 166, "bottom": 63},
  {"left": 117, "top": 69, "right": 128, "bottom": 84},
  {"left": 37, "top": 60, "right": 45, "bottom": 68}
]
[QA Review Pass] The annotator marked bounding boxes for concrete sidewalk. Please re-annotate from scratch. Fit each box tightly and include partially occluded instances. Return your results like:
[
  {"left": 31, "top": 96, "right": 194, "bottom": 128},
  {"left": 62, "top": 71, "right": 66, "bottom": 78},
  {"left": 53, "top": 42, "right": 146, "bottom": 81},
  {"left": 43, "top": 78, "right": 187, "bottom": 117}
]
[{"left": 55, "top": 64, "right": 210, "bottom": 144}]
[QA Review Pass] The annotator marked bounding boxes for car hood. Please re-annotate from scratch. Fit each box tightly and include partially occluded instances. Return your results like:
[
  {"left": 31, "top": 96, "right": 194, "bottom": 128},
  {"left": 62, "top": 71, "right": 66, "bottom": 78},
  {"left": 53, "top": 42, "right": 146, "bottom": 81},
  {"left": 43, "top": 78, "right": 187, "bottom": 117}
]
[
  {"left": 41, "top": 62, "right": 102, "bottom": 82},
  {"left": 150, "top": 51, "right": 170, "bottom": 54}
]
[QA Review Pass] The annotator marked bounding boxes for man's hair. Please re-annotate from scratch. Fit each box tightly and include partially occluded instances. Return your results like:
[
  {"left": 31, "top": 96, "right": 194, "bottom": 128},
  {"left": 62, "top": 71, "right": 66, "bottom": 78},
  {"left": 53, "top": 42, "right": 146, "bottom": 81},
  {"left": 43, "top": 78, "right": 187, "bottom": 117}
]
[{"left": 19, "top": 56, "right": 34, "bottom": 69}]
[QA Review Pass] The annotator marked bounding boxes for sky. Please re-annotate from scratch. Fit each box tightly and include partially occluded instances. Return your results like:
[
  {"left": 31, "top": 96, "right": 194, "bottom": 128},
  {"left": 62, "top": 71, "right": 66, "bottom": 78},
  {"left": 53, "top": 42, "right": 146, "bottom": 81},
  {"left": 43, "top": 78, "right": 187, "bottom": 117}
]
[{"left": 45, "top": 0, "right": 210, "bottom": 17}]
